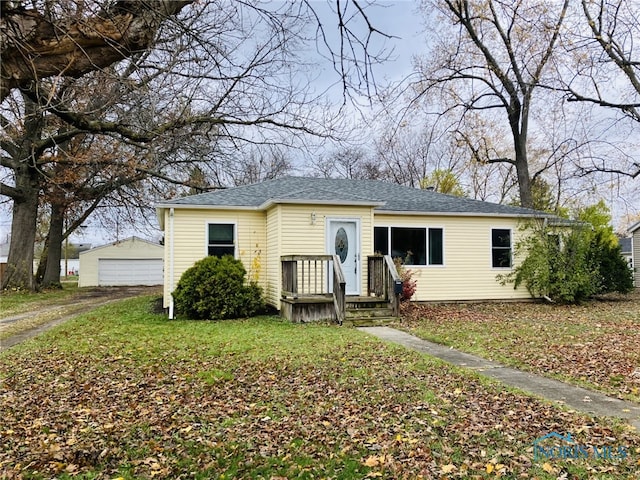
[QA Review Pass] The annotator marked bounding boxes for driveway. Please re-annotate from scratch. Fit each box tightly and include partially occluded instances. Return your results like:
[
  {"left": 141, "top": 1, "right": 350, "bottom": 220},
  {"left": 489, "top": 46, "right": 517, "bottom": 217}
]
[{"left": 0, "top": 286, "right": 161, "bottom": 351}]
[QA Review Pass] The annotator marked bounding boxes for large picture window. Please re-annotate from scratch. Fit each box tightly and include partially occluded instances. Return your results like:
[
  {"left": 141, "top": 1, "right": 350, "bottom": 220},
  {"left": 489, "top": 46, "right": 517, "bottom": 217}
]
[
  {"left": 374, "top": 226, "right": 443, "bottom": 266},
  {"left": 208, "top": 223, "right": 235, "bottom": 257},
  {"left": 491, "top": 228, "right": 512, "bottom": 268}
]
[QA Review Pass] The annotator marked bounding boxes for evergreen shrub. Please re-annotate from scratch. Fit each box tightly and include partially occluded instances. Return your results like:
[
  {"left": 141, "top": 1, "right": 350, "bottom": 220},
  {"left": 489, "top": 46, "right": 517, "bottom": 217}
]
[{"left": 173, "top": 255, "right": 264, "bottom": 319}]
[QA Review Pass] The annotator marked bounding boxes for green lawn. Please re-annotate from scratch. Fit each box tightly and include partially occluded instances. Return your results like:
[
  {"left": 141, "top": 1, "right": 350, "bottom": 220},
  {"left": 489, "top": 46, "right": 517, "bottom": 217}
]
[
  {"left": 0, "top": 282, "right": 78, "bottom": 318},
  {"left": 396, "top": 294, "right": 640, "bottom": 403},
  {"left": 1, "top": 295, "right": 639, "bottom": 479}
]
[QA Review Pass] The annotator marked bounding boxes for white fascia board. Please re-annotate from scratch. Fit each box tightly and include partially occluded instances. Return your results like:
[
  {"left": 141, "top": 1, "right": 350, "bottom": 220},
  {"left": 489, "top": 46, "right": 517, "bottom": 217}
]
[{"left": 628, "top": 220, "right": 640, "bottom": 234}]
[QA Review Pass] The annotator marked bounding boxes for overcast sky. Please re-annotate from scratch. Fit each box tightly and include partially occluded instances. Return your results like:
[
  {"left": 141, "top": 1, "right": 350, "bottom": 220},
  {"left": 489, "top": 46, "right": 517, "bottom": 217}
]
[
  {"left": 0, "top": 2, "right": 431, "bottom": 246},
  {"left": 1, "top": 2, "right": 637, "bottom": 247}
]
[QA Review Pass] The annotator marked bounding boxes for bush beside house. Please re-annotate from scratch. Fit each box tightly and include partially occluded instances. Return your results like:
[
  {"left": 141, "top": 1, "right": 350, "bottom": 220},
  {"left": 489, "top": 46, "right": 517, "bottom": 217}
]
[
  {"left": 500, "top": 202, "right": 634, "bottom": 303},
  {"left": 173, "top": 256, "right": 264, "bottom": 320}
]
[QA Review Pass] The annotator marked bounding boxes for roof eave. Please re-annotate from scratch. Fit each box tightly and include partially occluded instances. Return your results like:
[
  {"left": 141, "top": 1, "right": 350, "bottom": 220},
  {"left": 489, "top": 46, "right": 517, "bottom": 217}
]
[
  {"left": 628, "top": 220, "right": 640, "bottom": 234},
  {"left": 80, "top": 236, "right": 161, "bottom": 255},
  {"left": 375, "top": 209, "right": 549, "bottom": 218},
  {"left": 155, "top": 203, "right": 261, "bottom": 211}
]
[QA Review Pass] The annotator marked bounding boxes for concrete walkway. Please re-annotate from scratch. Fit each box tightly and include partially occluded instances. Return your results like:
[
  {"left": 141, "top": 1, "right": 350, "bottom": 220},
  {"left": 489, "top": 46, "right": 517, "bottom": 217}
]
[{"left": 358, "top": 326, "right": 640, "bottom": 431}]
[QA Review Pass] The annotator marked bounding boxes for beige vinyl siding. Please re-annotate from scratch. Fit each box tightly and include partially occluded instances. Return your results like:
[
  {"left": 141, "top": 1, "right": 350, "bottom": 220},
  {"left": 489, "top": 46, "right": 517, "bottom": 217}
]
[
  {"left": 278, "top": 204, "right": 375, "bottom": 297},
  {"left": 163, "top": 209, "right": 267, "bottom": 307},
  {"left": 634, "top": 230, "right": 640, "bottom": 287},
  {"left": 265, "top": 205, "right": 281, "bottom": 307},
  {"left": 80, "top": 237, "right": 163, "bottom": 287},
  {"left": 163, "top": 204, "right": 534, "bottom": 309},
  {"left": 374, "top": 214, "right": 531, "bottom": 301}
]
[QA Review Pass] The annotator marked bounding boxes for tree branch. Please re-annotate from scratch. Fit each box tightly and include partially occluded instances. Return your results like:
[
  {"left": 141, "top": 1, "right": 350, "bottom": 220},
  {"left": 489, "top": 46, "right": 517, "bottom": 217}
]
[
  {"left": 0, "top": 181, "right": 21, "bottom": 200},
  {"left": 0, "top": 0, "right": 194, "bottom": 101}
]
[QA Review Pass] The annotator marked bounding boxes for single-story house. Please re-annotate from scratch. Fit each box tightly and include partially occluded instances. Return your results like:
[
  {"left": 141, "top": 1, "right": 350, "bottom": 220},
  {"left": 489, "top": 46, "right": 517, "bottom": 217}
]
[
  {"left": 628, "top": 222, "right": 640, "bottom": 287},
  {"left": 79, "top": 236, "right": 163, "bottom": 287},
  {"left": 156, "top": 176, "right": 556, "bottom": 320}
]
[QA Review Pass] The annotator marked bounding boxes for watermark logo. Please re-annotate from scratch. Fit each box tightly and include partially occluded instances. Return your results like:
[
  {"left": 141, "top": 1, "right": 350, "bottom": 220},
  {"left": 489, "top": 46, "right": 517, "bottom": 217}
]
[{"left": 533, "top": 432, "right": 628, "bottom": 461}]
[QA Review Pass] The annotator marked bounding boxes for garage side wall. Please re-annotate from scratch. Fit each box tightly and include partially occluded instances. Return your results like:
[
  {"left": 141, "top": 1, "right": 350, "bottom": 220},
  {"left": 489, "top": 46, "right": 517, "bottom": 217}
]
[{"left": 79, "top": 238, "right": 163, "bottom": 287}]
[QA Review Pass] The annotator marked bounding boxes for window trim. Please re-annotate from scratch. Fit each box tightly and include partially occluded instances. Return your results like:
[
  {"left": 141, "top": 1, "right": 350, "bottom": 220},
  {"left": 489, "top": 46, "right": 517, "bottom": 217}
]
[
  {"left": 374, "top": 225, "right": 445, "bottom": 267},
  {"left": 205, "top": 221, "right": 237, "bottom": 258},
  {"left": 427, "top": 226, "right": 445, "bottom": 267},
  {"left": 490, "top": 227, "right": 512, "bottom": 269}
]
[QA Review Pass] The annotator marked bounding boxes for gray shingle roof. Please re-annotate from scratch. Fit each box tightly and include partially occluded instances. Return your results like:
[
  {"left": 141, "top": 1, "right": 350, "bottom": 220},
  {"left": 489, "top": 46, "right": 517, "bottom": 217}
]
[{"left": 157, "top": 176, "right": 549, "bottom": 217}]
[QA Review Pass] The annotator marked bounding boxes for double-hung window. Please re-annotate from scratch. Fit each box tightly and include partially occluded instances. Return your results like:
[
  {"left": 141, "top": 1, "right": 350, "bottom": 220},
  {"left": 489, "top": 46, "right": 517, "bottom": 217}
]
[
  {"left": 208, "top": 223, "right": 235, "bottom": 257},
  {"left": 374, "top": 226, "right": 443, "bottom": 266},
  {"left": 491, "top": 228, "right": 512, "bottom": 268}
]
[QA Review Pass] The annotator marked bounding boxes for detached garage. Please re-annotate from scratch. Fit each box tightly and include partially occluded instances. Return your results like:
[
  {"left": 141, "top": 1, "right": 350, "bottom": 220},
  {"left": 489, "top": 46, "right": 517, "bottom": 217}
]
[{"left": 79, "top": 237, "right": 163, "bottom": 287}]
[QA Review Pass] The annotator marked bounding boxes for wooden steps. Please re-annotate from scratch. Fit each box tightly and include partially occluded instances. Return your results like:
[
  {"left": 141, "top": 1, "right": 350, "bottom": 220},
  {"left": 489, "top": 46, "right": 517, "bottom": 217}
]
[
  {"left": 343, "top": 296, "right": 396, "bottom": 326},
  {"left": 280, "top": 295, "right": 398, "bottom": 325}
]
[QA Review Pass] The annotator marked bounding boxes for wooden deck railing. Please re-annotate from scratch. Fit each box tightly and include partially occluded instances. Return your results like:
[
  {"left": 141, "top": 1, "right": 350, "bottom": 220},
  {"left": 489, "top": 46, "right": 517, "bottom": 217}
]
[
  {"left": 332, "top": 257, "right": 346, "bottom": 325},
  {"left": 368, "top": 255, "right": 401, "bottom": 316},
  {"left": 281, "top": 255, "right": 346, "bottom": 324}
]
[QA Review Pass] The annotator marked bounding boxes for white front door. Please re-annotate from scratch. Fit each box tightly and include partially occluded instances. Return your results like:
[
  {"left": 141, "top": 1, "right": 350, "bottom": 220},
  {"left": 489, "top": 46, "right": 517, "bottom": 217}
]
[{"left": 327, "top": 219, "right": 360, "bottom": 295}]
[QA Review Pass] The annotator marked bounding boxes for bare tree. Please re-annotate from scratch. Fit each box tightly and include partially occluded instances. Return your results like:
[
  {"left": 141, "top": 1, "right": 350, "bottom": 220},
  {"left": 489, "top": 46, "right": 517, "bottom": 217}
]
[
  {"left": 374, "top": 124, "right": 441, "bottom": 187},
  {"left": 559, "top": 0, "right": 640, "bottom": 178},
  {"left": 413, "top": 0, "right": 570, "bottom": 208},
  {"left": 311, "top": 146, "right": 382, "bottom": 180},
  {"left": 1, "top": 0, "right": 390, "bottom": 290},
  {"left": 220, "top": 146, "right": 293, "bottom": 187}
]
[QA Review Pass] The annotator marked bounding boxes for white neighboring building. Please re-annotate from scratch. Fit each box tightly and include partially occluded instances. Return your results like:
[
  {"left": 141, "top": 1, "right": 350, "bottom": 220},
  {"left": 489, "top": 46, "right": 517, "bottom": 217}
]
[{"left": 79, "top": 236, "right": 163, "bottom": 287}]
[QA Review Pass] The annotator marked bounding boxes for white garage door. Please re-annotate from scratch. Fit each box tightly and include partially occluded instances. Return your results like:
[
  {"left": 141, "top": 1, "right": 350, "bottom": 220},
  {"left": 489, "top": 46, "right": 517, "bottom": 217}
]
[{"left": 98, "top": 259, "right": 163, "bottom": 286}]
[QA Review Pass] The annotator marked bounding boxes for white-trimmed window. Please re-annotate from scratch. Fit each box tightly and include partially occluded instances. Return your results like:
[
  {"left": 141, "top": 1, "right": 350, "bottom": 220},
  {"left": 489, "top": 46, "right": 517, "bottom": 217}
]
[
  {"left": 208, "top": 223, "right": 235, "bottom": 257},
  {"left": 428, "top": 228, "right": 444, "bottom": 265},
  {"left": 374, "top": 226, "right": 444, "bottom": 266},
  {"left": 491, "top": 228, "right": 512, "bottom": 268}
]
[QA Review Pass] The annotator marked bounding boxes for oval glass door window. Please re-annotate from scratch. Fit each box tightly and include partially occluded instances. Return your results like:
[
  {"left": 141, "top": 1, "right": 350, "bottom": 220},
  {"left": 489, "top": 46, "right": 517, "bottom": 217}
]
[{"left": 335, "top": 227, "right": 349, "bottom": 262}]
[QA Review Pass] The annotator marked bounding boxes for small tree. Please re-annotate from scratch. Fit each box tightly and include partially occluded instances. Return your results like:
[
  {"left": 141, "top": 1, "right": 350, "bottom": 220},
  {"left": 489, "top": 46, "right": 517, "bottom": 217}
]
[
  {"left": 500, "top": 223, "right": 596, "bottom": 303},
  {"left": 577, "top": 201, "right": 634, "bottom": 295},
  {"left": 173, "top": 256, "right": 264, "bottom": 320},
  {"left": 588, "top": 230, "right": 634, "bottom": 295},
  {"left": 500, "top": 204, "right": 634, "bottom": 303}
]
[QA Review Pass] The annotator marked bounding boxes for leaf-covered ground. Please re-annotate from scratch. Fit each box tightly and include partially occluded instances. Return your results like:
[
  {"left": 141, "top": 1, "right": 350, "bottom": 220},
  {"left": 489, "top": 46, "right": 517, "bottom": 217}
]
[
  {"left": 1, "top": 296, "right": 639, "bottom": 479},
  {"left": 397, "top": 292, "right": 640, "bottom": 404}
]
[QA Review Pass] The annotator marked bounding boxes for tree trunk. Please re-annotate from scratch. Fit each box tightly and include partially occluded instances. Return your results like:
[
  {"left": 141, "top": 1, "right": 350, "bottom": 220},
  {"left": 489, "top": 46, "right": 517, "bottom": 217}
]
[
  {"left": 508, "top": 103, "right": 533, "bottom": 209},
  {"left": 514, "top": 138, "right": 533, "bottom": 209},
  {"left": 34, "top": 242, "right": 48, "bottom": 286},
  {"left": 2, "top": 179, "right": 39, "bottom": 290},
  {"left": 39, "top": 204, "right": 65, "bottom": 288},
  {"left": 2, "top": 96, "right": 44, "bottom": 291}
]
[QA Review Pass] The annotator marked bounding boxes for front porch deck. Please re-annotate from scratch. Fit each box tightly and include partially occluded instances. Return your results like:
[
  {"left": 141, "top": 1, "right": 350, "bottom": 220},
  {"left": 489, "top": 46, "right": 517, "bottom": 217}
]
[{"left": 280, "top": 255, "right": 401, "bottom": 324}]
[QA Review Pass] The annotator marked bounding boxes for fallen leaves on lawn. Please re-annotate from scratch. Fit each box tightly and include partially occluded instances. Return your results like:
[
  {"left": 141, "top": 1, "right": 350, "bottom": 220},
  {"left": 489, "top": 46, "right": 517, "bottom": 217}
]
[
  {"left": 1, "top": 303, "right": 639, "bottom": 478},
  {"left": 399, "top": 294, "right": 640, "bottom": 402}
]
